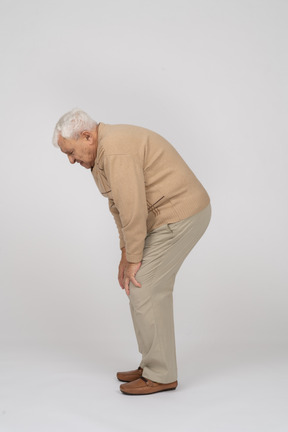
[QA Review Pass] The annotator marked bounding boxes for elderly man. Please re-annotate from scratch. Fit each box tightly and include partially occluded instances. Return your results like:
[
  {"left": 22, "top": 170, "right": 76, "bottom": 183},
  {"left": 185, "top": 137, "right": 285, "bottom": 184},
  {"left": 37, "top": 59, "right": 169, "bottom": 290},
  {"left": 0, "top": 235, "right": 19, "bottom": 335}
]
[{"left": 53, "top": 108, "right": 211, "bottom": 395}]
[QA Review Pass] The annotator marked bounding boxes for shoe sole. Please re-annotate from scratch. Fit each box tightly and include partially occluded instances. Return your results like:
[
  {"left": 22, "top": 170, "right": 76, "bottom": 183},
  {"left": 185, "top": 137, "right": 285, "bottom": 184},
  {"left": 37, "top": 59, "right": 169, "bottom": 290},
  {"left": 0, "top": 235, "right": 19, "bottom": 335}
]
[
  {"left": 117, "top": 378, "right": 132, "bottom": 382},
  {"left": 120, "top": 387, "right": 177, "bottom": 395}
]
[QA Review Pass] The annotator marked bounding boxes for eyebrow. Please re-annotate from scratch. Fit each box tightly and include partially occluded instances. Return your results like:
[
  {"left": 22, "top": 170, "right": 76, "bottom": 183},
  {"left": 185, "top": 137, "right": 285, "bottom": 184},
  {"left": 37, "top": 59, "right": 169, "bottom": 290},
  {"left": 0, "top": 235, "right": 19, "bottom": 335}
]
[{"left": 60, "top": 148, "right": 72, "bottom": 155}]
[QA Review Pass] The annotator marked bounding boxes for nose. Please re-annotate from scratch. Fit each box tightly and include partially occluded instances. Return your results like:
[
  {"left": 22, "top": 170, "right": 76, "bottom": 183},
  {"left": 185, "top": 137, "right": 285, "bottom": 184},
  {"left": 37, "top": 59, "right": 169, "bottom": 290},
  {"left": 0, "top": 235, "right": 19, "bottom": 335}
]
[{"left": 68, "top": 155, "right": 76, "bottom": 164}]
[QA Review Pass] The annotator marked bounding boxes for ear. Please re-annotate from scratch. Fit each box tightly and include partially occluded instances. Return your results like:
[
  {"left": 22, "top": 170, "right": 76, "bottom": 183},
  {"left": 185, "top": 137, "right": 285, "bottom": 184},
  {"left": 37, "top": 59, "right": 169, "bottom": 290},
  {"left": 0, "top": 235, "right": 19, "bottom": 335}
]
[{"left": 81, "top": 130, "right": 92, "bottom": 141}]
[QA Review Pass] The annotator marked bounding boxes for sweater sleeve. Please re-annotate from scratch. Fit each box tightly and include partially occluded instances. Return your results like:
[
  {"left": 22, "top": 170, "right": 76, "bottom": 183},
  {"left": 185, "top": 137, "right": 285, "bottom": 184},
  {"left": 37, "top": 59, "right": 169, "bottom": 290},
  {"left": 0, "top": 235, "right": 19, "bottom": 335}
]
[
  {"left": 108, "top": 197, "right": 125, "bottom": 250},
  {"left": 104, "top": 154, "right": 148, "bottom": 263}
]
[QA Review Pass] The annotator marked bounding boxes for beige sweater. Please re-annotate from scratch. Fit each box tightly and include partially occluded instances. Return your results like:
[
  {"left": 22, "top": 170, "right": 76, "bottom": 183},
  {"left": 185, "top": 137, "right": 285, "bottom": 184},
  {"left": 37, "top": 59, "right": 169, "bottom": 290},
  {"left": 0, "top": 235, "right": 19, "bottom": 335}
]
[{"left": 91, "top": 123, "right": 210, "bottom": 263}]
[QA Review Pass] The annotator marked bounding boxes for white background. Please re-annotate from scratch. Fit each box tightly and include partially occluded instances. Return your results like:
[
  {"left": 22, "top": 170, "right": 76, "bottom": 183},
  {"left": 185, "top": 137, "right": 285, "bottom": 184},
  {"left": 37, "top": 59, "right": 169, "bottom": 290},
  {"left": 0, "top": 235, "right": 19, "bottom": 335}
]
[{"left": 0, "top": 1, "right": 287, "bottom": 431}]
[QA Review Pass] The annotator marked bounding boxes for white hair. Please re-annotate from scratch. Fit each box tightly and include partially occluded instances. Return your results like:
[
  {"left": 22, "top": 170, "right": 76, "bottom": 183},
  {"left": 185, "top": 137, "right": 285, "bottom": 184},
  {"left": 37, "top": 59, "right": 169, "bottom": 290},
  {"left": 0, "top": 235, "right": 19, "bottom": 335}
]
[{"left": 52, "top": 108, "right": 97, "bottom": 147}]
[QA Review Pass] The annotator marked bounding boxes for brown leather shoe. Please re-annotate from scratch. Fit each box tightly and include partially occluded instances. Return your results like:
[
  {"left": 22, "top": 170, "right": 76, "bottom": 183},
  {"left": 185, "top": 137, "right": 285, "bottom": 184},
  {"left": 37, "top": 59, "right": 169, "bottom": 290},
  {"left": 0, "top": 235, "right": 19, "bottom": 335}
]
[
  {"left": 120, "top": 377, "right": 178, "bottom": 395},
  {"left": 116, "top": 366, "right": 143, "bottom": 382}
]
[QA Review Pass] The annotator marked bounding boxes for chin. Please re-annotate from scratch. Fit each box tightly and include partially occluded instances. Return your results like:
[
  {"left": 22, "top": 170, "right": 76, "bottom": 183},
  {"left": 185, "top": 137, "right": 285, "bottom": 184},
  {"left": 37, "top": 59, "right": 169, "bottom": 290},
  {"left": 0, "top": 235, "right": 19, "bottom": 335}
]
[{"left": 80, "top": 162, "right": 90, "bottom": 169}]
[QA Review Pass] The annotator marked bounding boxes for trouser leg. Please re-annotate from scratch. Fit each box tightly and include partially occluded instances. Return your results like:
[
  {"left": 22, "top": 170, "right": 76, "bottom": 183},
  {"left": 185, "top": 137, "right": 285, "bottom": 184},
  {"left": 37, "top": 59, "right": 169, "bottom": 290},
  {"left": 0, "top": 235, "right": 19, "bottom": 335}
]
[
  {"left": 130, "top": 269, "right": 178, "bottom": 383},
  {"left": 129, "top": 203, "right": 212, "bottom": 384}
]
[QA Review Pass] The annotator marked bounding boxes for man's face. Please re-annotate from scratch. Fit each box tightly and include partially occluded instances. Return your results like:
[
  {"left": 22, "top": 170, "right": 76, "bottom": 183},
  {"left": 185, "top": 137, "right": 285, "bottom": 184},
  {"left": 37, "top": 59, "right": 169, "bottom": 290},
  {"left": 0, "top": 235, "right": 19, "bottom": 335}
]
[{"left": 58, "top": 130, "right": 97, "bottom": 169}]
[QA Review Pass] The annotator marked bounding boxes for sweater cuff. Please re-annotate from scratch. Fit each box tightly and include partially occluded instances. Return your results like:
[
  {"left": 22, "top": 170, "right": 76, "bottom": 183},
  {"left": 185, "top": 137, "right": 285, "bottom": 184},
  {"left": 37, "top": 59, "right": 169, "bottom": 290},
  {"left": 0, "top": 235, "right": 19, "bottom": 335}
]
[{"left": 126, "top": 252, "right": 143, "bottom": 263}]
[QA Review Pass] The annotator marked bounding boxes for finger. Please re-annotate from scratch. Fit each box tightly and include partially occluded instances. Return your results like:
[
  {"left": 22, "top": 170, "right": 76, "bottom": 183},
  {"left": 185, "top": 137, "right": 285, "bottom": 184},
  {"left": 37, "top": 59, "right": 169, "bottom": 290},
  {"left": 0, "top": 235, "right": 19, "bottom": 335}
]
[
  {"left": 118, "top": 276, "right": 124, "bottom": 289},
  {"left": 118, "top": 272, "right": 124, "bottom": 289},
  {"left": 124, "top": 278, "right": 130, "bottom": 296},
  {"left": 118, "top": 268, "right": 124, "bottom": 289},
  {"left": 130, "top": 275, "right": 141, "bottom": 288}
]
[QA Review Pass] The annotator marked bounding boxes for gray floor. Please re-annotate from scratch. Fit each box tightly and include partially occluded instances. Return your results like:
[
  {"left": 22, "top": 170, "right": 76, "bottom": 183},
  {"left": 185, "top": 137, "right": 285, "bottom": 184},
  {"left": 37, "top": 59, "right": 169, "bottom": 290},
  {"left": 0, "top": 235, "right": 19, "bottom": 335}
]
[{"left": 1, "top": 339, "right": 287, "bottom": 432}]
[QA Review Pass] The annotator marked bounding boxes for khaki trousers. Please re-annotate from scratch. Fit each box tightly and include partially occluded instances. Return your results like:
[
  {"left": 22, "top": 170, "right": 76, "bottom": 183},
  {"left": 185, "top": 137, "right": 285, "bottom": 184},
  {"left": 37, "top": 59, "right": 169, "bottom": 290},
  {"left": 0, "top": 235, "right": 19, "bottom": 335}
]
[{"left": 129, "top": 203, "right": 212, "bottom": 384}]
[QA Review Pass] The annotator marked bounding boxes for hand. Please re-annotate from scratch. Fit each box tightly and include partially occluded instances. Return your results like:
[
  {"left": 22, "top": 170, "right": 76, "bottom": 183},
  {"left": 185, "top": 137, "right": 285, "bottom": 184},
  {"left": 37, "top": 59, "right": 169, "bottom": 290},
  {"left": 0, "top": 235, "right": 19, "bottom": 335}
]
[{"left": 123, "top": 261, "right": 142, "bottom": 296}]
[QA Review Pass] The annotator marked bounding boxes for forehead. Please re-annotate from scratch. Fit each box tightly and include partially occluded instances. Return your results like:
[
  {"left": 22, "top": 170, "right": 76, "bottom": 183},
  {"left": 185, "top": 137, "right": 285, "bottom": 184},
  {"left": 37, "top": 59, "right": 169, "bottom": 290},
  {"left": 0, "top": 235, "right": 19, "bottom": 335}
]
[{"left": 58, "top": 135, "right": 74, "bottom": 153}]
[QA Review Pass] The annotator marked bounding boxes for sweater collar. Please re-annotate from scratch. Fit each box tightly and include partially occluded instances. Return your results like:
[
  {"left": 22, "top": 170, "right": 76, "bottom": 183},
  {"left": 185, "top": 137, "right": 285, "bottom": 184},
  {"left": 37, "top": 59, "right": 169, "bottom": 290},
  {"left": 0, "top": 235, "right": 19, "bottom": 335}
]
[{"left": 91, "top": 122, "right": 104, "bottom": 172}]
